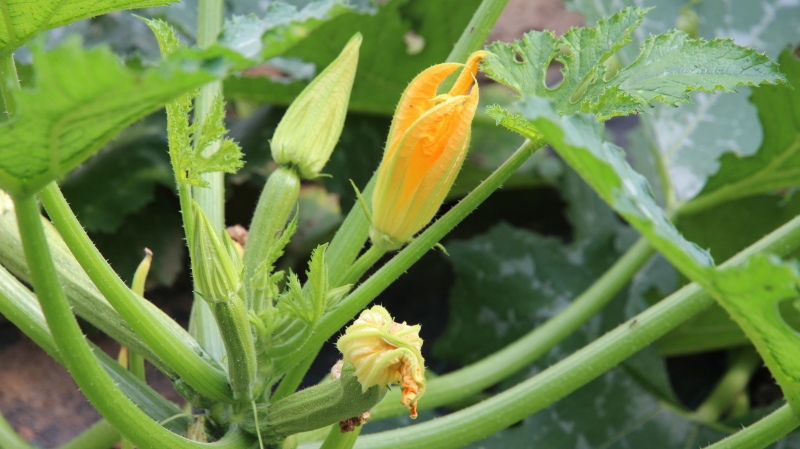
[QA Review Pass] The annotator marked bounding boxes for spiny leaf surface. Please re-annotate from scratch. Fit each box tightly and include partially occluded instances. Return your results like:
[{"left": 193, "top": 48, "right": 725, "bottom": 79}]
[
  {"left": 482, "top": 7, "right": 786, "bottom": 120},
  {"left": 0, "top": 38, "right": 247, "bottom": 197},
  {"left": 0, "top": 0, "right": 170, "bottom": 53}
]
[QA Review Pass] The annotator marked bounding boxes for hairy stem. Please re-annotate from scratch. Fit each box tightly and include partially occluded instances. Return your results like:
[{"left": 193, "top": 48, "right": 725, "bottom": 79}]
[
  {"left": 39, "top": 183, "right": 233, "bottom": 403},
  {"left": 372, "top": 237, "right": 655, "bottom": 419},
  {"left": 298, "top": 210, "right": 800, "bottom": 449},
  {"left": 702, "top": 404, "right": 799, "bottom": 449},
  {"left": 14, "top": 194, "right": 254, "bottom": 449}
]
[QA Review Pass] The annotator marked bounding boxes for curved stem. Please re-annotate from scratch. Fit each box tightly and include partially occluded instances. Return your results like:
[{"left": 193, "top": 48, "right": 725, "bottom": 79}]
[
  {"left": 703, "top": 404, "right": 799, "bottom": 449},
  {"left": 59, "top": 420, "right": 120, "bottom": 449},
  {"left": 298, "top": 212, "right": 800, "bottom": 449},
  {"left": 371, "top": 237, "right": 655, "bottom": 419},
  {"left": 0, "top": 410, "right": 35, "bottom": 449},
  {"left": 14, "top": 194, "right": 255, "bottom": 449},
  {"left": 693, "top": 347, "right": 762, "bottom": 423},
  {"left": 287, "top": 138, "right": 545, "bottom": 372},
  {"left": 38, "top": 183, "right": 234, "bottom": 403}
]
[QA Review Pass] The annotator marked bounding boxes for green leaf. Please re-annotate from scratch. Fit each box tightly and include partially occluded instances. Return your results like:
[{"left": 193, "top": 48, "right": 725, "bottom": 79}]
[
  {"left": 223, "top": 0, "right": 484, "bottom": 114},
  {"left": 708, "top": 254, "right": 800, "bottom": 416},
  {"left": 0, "top": 0, "right": 170, "bottom": 54},
  {"left": 435, "top": 179, "right": 621, "bottom": 366},
  {"left": 490, "top": 97, "right": 713, "bottom": 280},
  {"left": 660, "top": 193, "right": 800, "bottom": 356},
  {"left": 59, "top": 115, "right": 173, "bottom": 233},
  {"left": 0, "top": 37, "right": 247, "bottom": 197},
  {"left": 683, "top": 50, "right": 800, "bottom": 214},
  {"left": 482, "top": 7, "right": 785, "bottom": 121},
  {"left": 568, "top": 0, "right": 800, "bottom": 201},
  {"left": 219, "top": 0, "right": 351, "bottom": 61}
]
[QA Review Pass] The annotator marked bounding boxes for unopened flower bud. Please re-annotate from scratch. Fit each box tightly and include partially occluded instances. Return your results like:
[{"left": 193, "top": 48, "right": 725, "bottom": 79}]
[
  {"left": 192, "top": 201, "right": 242, "bottom": 303},
  {"left": 336, "top": 305, "right": 426, "bottom": 418},
  {"left": 370, "top": 51, "right": 489, "bottom": 250},
  {"left": 271, "top": 33, "right": 362, "bottom": 179}
]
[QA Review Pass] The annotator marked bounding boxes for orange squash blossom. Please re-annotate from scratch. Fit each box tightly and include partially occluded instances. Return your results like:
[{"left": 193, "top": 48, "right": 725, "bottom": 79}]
[{"left": 370, "top": 51, "right": 490, "bottom": 250}]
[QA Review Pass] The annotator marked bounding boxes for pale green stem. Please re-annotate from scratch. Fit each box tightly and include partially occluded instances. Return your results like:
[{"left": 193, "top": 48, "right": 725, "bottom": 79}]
[
  {"left": 0, "top": 411, "right": 35, "bottom": 449},
  {"left": 702, "top": 404, "right": 799, "bottom": 449},
  {"left": 320, "top": 426, "right": 361, "bottom": 449},
  {"left": 298, "top": 211, "right": 800, "bottom": 449},
  {"left": 280, "top": 137, "right": 544, "bottom": 374},
  {"left": 339, "top": 245, "right": 386, "bottom": 287},
  {"left": 372, "top": 237, "right": 655, "bottom": 419},
  {"left": 14, "top": 194, "right": 255, "bottom": 449},
  {"left": 38, "top": 183, "right": 234, "bottom": 403},
  {"left": 190, "top": 0, "right": 227, "bottom": 363},
  {"left": 693, "top": 347, "right": 762, "bottom": 423},
  {"left": 60, "top": 420, "right": 121, "bottom": 449}
]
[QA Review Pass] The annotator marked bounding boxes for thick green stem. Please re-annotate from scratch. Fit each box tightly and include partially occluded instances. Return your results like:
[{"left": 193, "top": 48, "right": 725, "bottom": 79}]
[
  {"left": 339, "top": 245, "right": 386, "bottom": 287},
  {"left": 371, "top": 237, "right": 655, "bottom": 419},
  {"left": 702, "top": 404, "right": 799, "bottom": 449},
  {"left": 60, "top": 420, "right": 120, "bottom": 449},
  {"left": 0, "top": 202, "right": 173, "bottom": 375},
  {"left": 38, "top": 183, "right": 234, "bottom": 403},
  {"left": 693, "top": 348, "right": 762, "bottom": 423},
  {"left": 320, "top": 426, "right": 361, "bottom": 449},
  {"left": 14, "top": 194, "right": 255, "bottom": 449},
  {"left": 0, "top": 52, "right": 20, "bottom": 119},
  {"left": 190, "top": 0, "right": 228, "bottom": 362},
  {"left": 299, "top": 211, "right": 800, "bottom": 449},
  {"left": 285, "top": 139, "right": 544, "bottom": 372}
]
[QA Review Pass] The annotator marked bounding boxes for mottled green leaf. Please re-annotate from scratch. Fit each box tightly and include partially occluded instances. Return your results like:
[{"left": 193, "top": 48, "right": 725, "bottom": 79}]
[
  {"left": 482, "top": 7, "right": 784, "bottom": 121},
  {"left": 0, "top": 0, "right": 170, "bottom": 53},
  {"left": 568, "top": 0, "right": 800, "bottom": 200},
  {"left": 708, "top": 255, "right": 800, "bottom": 416},
  {"left": 224, "top": 0, "right": 483, "bottom": 114},
  {"left": 435, "top": 169, "right": 622, "bottom": 365},
  {"left": 684, "top": 50, "right": 800, "bottom": 214},
  {"left": 661, "top": 194, "right": 800, "bottom": 356},
  {"left": 490, "top": 97, "right": 713, "bottom": 280},
  {"left": 219, "top": 0, "right": 350, "bottom": 60},
  {"left": 0, "top": 37, "right": 248, "bottom": 197}
]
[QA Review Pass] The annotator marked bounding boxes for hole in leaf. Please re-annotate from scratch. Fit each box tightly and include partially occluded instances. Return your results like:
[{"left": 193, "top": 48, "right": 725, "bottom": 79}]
[{"left": 569, "top": 74, "right": 596, "bottom": 104}]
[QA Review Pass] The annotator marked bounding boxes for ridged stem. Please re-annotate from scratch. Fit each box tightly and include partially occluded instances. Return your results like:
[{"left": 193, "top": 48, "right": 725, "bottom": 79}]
[{"left": 14, "top": 194, "right": 254, "bottom": 449}]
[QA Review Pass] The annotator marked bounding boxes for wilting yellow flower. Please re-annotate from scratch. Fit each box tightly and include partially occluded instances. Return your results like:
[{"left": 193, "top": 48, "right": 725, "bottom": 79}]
[
  {"left": 336, "top": 305, "right": 426, "bottom": 418},
  {"left": 370, "top": 51, "right": 489, "bottom": 250}
]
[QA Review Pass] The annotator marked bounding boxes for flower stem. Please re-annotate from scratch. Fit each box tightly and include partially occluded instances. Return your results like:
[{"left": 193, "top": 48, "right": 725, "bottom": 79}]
[
  {"left": 339, "top": 245, "right": 386, "bottom": 287},
  {"left": 38, "top": 183, "right": 234, "bottom": 403},
  {"left": 284, "top": 138, "right": 545, "bottom": 373},
  {"left": 299, "top": 211, "right": 800, "bottom": 449},
  {"left": 371, "top": 237, "right": 655, "bottom": 419},
  {"left": 59, "top": 420, "right": 120, "bottom": 449},
  {"left": 693, "top": 347, "right": 762, "bottom": 423},
  {"left": 702, "top": 404, "right": 799, "bottom": 449},
  {"left": 14, "top": 194, "right": 254, "bottom": 449}
]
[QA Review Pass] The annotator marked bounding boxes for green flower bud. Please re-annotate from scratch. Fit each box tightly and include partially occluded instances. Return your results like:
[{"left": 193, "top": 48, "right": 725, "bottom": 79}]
[
  {"left": 191, "top": 201, "right": 242, "bottom": 303},
  {"left": 271, "top": 33, "right": 362, "bottom": 179}
]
